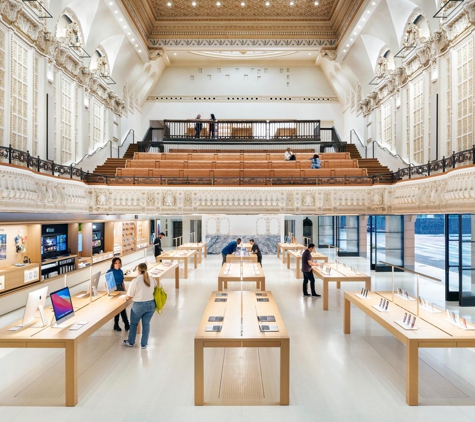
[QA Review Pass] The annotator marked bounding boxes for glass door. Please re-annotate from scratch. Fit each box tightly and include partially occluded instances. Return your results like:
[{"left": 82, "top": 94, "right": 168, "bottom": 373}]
[
  {"left": 318, "top": 216, "right": 334, "bottom": 248},
  {"left": 370, "top": 215, "right": 404, "bottom": 272},
  {"left": 337, "top": 216, "right": 359, "bottom": 256}
]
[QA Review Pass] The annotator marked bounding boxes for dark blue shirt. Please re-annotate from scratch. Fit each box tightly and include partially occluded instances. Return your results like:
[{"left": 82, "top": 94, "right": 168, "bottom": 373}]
[
  {"left": 222, "top": 241, "right": 238, "bottom": 255},
  {"left": 107, "top": 268, "right": 124, "bottom": 286}
]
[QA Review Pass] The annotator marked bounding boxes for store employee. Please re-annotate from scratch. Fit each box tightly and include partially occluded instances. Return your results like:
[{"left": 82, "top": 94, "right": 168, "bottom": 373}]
[
  {"left": 221, "top": 238, "right": 241, "bottom": 266},
  {"left": 249, "top": 239, "right": 262, "bottom": 266},
  {"left": 154, "top": 232, "right": 166, "bottom": 259}
]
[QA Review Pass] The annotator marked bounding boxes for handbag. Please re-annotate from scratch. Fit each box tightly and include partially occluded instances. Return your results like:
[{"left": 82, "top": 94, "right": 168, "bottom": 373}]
[{"left": 153, "top": 279, "right": 167, "bottom": 314}]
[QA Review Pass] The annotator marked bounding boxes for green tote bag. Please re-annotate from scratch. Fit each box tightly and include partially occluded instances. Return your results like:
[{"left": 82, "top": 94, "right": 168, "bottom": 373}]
[{"left": 153, "top": 282, "right": 167, "bottom": 314}]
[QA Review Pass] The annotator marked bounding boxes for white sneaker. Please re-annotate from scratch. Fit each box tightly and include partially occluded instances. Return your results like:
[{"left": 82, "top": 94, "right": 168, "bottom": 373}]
[
  {"left": 141, "top": 345, "right": 147, "bottom": 350},
  {"left": 123, "top": 340, "right": 134, "bottom": 347}
]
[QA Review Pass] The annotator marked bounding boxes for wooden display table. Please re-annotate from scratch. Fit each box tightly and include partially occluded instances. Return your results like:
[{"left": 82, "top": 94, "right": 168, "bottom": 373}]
[
  {"left": 343, "top": 291, "right": 475, "bottom": 406},
  {"left": 0, "top": 293, "right": 131, "bottom": 406},
  {"left": 194, "top": 291, "right": 289, "bottom": 405},
  {"left": 312, "top": 263, "right": 371, "bottom": 310},
  {"left": 124, "top": 261, "right": 180, "bottom": 288},
  {"left": 226, "top": 254, "right": 258, "bottom": 262},
  {"left": 158, "top": 250, "right": 197, "bottom": 279},
  {"left": 276, "top": 243, "right": 305, "bottom": 262},
  {"left": 218, "top": 262, "right": 265, "bottom": 291},
  {"left": 287, "top": 250, "right": 328, "bottom": 278},
  {"left": 178, "top": 242, "right": 207, "bottom": 263},
  {"left": 240, "top": 242, "right": 252, "bottom": 250}
]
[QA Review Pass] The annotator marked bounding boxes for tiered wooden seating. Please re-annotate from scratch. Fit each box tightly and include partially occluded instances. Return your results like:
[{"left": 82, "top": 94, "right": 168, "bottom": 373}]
[
  {"left": 117, "top": 150, "right": 369, "bottom": 184},
  {"left": 169, "top": 148, "right": 315, "bottom": 153}
]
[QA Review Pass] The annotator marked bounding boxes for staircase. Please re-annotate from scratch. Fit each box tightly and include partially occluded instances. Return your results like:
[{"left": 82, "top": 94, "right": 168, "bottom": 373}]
[
  {"left": 345, "top": 144, "right": 393, "bottom": 182},
  {"left": 93, "top": 143, "right": 138, "bottom": 176}
]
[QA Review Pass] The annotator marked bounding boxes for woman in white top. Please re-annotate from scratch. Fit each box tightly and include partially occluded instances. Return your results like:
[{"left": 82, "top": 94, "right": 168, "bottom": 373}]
[
  {"left": 284, "top": 147, "right": 295, "bottom": 161},
  {"left": 123, "top": 263, "right": 156, "bottom": 349}
]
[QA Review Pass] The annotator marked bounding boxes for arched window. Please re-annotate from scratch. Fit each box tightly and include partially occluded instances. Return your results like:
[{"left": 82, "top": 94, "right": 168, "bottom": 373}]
[
  {"left": 90, "top": 48, "right": 115, "bottom": 84},
  {"left": 56, "top": 12, "right": 89, "bottom": 58}
]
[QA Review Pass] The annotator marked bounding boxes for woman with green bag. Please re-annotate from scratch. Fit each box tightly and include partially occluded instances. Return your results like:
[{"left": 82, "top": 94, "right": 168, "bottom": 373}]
[{"left": 123, "top": 263, "right": 156, "bottom": 350}]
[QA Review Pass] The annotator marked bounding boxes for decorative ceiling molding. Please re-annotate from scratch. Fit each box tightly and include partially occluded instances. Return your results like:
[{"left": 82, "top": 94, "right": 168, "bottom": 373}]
[
  {"left": 147, "top": 95, "right": 339, "bottom": 102},
  {"left": 150, "top": 39, "right": 336, "bottom": 47},
  {"left": 187, "top": 50, "right": 298, "bottom": 59},
  {"left": 1, "top": 163, "right": 475, "bottom": 216}
]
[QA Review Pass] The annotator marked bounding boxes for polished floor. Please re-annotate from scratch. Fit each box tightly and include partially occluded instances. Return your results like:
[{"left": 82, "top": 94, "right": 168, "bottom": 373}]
[{"left": 1, "top": 249, "right": 475, "bottom": 421}]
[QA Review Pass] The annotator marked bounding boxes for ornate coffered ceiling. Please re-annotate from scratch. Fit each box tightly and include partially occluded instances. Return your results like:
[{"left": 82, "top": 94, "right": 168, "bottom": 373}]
[{"left": 121, "top": 0, "right": 364, "bottom": 52}]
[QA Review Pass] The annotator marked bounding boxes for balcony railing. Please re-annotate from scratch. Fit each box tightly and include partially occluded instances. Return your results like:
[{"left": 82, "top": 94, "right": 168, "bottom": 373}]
[{"left": 163, "top": 119, "right": 321, "bottom": 140}]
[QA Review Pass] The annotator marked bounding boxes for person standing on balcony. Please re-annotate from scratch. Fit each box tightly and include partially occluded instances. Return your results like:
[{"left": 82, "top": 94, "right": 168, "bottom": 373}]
[
  {"left": 309, "top": 154, "right": 321, "bottom": 169},
  {"left": 285, "top": 147, "right": 296, "bottom": 161},
  {"left": 209, "top": 114, "right": 217, "bottom": 138},
  {"left": 195, "top": 114, "right": 203, "bottom": 138}
]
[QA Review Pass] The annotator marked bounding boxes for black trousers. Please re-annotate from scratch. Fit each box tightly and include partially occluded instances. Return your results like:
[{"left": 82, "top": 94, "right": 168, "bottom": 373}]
[
  {"left": 302, "top": 271, "right": 317, "bottom": 295},
  {"left": 114, "top": 284, "right": 129, "bottom": 325}
]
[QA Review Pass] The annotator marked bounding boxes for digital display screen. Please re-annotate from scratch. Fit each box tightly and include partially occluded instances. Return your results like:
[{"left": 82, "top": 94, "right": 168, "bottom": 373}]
[
  {"left": 43, "top": 235, "right": 57, "bottom": 253},
  {"left": 104, "top": 272, "right": 116, "bottom": 293},
  {"left": 50, "top": 287, "right": 74, "bottom": 322},
  {"left": 57, "top": 234, "right": 67, "bottom": 252},
  {"left": 92, "top": 239, "right": 102, "bottom": 248},
  {"left": 92, "top": 231, "right": 101, "bottom": 241}
]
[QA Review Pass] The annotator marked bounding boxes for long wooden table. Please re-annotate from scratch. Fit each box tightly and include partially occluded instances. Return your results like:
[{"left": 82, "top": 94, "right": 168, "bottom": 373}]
[
  {"left": 276, "top": 243, "right": 305, "bottom": 263},
  {"left": 226, "top": 254, "right": 257, "bottom": 262},
  {"left": 218, "top": 262, "right": 265, "bottom": 291},
  {"left": 344, "top": 291, "right": 475, "bottom": 406},
  {"left": 124, "top": 261, "right": 180, "bottom": 288},
  {"left": 312, "top": 263, "right": 371, "bottom": 310},
  {"left": 194, "top": 291, "right": 289, "bottom": 405},
  {"left": 159, "top": 249, "right": 198, "bottom": 279},
  {"left": 178, "top": 242, "right": 207, "bottom": 263},
  {"left": 0, "top": 293, "right": 131, "bottom": 406},
  {"left": 287, "top": 250, "right": 328, "bottom": 278}
]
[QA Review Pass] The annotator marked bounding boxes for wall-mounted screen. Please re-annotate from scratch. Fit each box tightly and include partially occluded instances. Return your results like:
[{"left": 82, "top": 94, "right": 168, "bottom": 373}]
[
  {"left": 92, "top": 231, "right": 101, "bottom": 241},
  {"left": 57, "top": 234, "right": 67, "bottom": 252},
  {"left": 43, "top": 235, "right": 57, "bottom": 253},
  {"left": 92, "top": 239, "right": 102, "bottom": 248}
]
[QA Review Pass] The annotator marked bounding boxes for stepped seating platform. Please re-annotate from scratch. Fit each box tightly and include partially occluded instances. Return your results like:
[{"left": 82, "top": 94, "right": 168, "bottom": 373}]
[{"left": 133, "top": 152, "right": 350, "bottom": 161}]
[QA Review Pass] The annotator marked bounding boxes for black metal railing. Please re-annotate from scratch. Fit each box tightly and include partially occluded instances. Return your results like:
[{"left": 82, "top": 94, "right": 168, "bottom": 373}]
[
  {"left": 1, "top": 142, "right": 475, "bottom": 186},
  {"left": 163, "top": 119, "right": 321, "bottom": 140}
]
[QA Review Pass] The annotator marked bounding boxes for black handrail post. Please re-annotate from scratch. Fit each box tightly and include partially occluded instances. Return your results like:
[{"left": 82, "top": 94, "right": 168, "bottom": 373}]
[
  {"left": 70, "top": 164, "right": 73, "bottom": 179},
  {"left": 452, "top": 150, "right": 456, "bottom": 168},
  {"left": 365, "top": 146, "right": 367, "bottom": 159},
  {"left": 133, "top": 175, "right": 136, "bottom": 185},
  {"left": 51, "top": 161, "right": 55, "bottom": 175},
  {"left": 26, "top": 150, "right": 30, "bottom": 168},
  {"left": 8, "top": 144, "right": 12, "bottom": 164},
  {"left": 37, "top": 156, "right": 40, "bottom": 172},
  {"left": 372, "top": 141, "right": 375, "bottom": 158},
  {"left": 86, "top": 171, "right": 90, "bottom": 183},
  {"left": 442, "top": 156, "right": 446, "bottom": 172},
  {"left": 472, "top": 144, "right": 475, "bottom": 164},
  {"left": 110, "top": 141, "right": 112, "bottom": 158}
]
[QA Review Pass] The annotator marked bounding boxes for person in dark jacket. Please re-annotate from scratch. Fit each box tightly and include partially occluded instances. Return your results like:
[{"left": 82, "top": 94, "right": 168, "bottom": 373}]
[
  {"left": 195, "top": 114, "right": 203, "bottom": 138},
  {"left": 209, "top": 114, "right": 217, "bottom": 138},
  {"left": 301, "top": 244, "right": 321, "bottom": 297},
  {"left": 221, "top": 238, "right": 242, "bottom": 266},
  {"left": 154, "top": 232, "right": 165, "bottom": 260},
  {"left": 249, "top": 239, "right": 262, "bottom": 266},
  {"left": 107, "top": 257, "right": 130, "bottom": 331}
]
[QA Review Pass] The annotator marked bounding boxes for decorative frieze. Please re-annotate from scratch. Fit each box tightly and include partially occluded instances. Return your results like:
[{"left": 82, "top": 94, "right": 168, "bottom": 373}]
[{"left": 1, "top": 164, "right": 475, "bottom": 216}]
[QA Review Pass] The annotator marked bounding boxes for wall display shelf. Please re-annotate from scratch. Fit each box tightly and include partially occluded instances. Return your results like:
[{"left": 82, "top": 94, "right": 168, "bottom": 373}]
[
  {"left": 91, "top": 251, "right": 114, "bottom": 264},
  {"left": 41, "top": 255, "right": 77, "bottom": 280},
  {"left": 0, "top": 263, "right": 40, "bottom": 292},
  {"left": 78, "top": 257, "right": 92, "bottom": 268},
  {"left": 121, "top": 222, "right": 136, "bottom": 255}
]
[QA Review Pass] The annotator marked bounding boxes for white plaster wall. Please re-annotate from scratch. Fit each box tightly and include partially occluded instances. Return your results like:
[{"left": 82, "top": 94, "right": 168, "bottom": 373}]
[{"left": 202, "top": 215, "right": 284, "bottom": 237}]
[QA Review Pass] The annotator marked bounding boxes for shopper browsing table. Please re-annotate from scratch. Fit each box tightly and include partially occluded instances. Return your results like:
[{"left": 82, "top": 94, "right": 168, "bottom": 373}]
[
  {"left": 107, "top": 257, "right": 130, "bottom": 332},
  {"left": 301, "top": 243, "right": 321, "bottom": 297},
  {"left": 123, "top": 263, "right": 156, "bottom": 349},
  {"left": 154, "top": 232, "right": 165, "bottom": 259},
  {"left": 221, "top": 238, "right": 242, "bottom": 266},
  {"left": 249, "top": 239, "right": 262, "bottom": 266}
]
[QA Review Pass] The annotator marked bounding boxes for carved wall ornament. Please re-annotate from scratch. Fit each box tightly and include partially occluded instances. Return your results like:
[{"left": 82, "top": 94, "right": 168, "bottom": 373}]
[
  {"left": 148, "top": 48, "right": 164, "bottom": 61},
  {"left": 464, "top": 0, "right": 475, "bottom": 24},
  {"left": 375, "top": 55, "right": 389, "bottom": 79},
  {"left": 321, "top": 49, "right": 337, "bottom": 61},
  {"left": 403, "top": 22, "right": 422, "bottom": 48}
]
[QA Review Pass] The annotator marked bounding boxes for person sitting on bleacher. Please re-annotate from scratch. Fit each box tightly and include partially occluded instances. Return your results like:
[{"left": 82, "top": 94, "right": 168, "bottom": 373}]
[
  {"left": 309, "top": 154, "right": 321, "bottom": 169},
  {"left": 284, "top": 147, "right": 296, "bottom": 161}
]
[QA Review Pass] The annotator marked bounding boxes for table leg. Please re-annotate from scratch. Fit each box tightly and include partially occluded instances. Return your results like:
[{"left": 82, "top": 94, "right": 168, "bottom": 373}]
[
  {"left": 366, "top": 278, "right": 371, "bottom": 291},
  {"left": 194, "top": 252, "right": 197, "bottom": 269},
  {"left": 280, "top": 339, "right": 290, "bottom": 405},
  {"left": 65, "top": 342, "right": 78, "bottom": 407},
  {"left": 323, "top": 280, "right": 329, "bottom": 311},
  {"left": 295, "top": 258, "right": 300, "bottom": 279},
  {"left": 344, "top": 297, "right": 351, "bottom": 334},
  {"left": 184, "top": 258, "right": 188, "bottom": 279},
  {"left": 224, "top": 281, "right": 228, "bottom": 290},
  {"left": 281, "top": 250, "right": 286, "bottom": 263},
  {"left": 336, "top": 282, "right": 341, "bottom": 289},
  {"left": 194, "top": 339, "right": 205, "bottom": 406},
  {"left": 406, "top": 340, "right": 419, "bottom": 406},
  {"left": 175, "top": 266, "right": 180, "bottom": 289},
  {"left": 261, "top": 278, "right": 265, "bottom": 291},
  {"left": 277, "top": 245, "right": 280, "bottom": 258},
  {"left": 204, "top": 245, "right": 207, "bottom": 258},
  {"left": 287, "top": 254, "right": 290, "bottom": 269}
]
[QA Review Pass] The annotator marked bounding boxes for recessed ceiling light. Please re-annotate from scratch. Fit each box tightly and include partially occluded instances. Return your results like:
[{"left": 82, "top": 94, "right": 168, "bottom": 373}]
[
  {"left": 138, "top": 49, "right": 142, "bottom": 52},
  {"left": 367, "top": 10, "right": 370, "bottom": 13},
  {"left": 135, "top": 44, "right": 138, "bottom": 47},
  {"left": 124, "top": 26, "right": 127, "bottom": 29},
  {"left": 353, "top": 32, "right": 357, "bottom": 35},
  {"left": 119, "top": 18, "right": 123, "bottom": 21},
  {"left": 362, "top": 18, "right": 365, "bottom": 21},
  {"left": 350, "top": 38, "right": 353, "bottom": 41},
  {"left": 131, "top": 38, "right": 135, "bottom": 41},
  {"left": 241, "top": 1, "right": 245, "bottom": 5},
  {"left": 308, "top": 53, "right": 311, "bottom": 55},
  {"left": 109, "top": 1, "right": 113, "bottom": 5},
  {"left": 290, "top": 1, "right": 294, "bottom": 5},
  {"left": 346, "top": 44, "right": 349, "bottom": 47},
  {"left": 174, "top": 53, "right": 177, "bottom": 55},
  {"left": 167, "top": 1, "right": 172, "bottom": 5},
  {"left": 192, "top": 1, "right": 196, "bottom": 5},
  {"left": 216, "top": 1, "right": 221, "bottom": 6},
  {"left": 343, "top": 50, "right": 346, "bottom": 52},
  {"left": 114, "top": 10, "right": 118, "bottom": 13},
  {"left": 265, "top": 1, "right": 270, "bottom": 5},
  {"left": 314, "top": 1, "right": 318, "bottom": 4},
  {"left": 372, "top": 2, "right": 375, "bottom": 5},
  {"left": 358, "top": 25, "right": 361, "bottom": 28}
]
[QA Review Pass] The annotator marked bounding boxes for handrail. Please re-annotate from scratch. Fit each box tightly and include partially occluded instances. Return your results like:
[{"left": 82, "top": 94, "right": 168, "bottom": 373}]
[
  {"left": 349, "top": 130, "right": 367, "bottom": 158},
  {"left": 378, "top": 261, "right": 441, "bottom": 282},
  {"left": 372, "top": 140, "right": 410, "bottom": 167},
  {"left": 71, "top": 129, "right": 135, "bottom": 167}
]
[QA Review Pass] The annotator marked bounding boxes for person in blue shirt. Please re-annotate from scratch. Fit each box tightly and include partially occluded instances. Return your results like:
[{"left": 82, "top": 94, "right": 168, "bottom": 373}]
[
  {"left": 107, "top": 257, "right": 130, "bottom": 332},
  {"left": 221, "top": 238, "right": 242, "bottom": 266},
  {"left": 309, "top": 154, "right": 322, "bottom": 169}
]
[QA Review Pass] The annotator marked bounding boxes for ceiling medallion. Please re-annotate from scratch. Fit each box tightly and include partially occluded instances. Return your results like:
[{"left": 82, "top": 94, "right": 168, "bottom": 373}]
[{"left": 187, "top": 50, "right": 298, "bottom": 59}]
